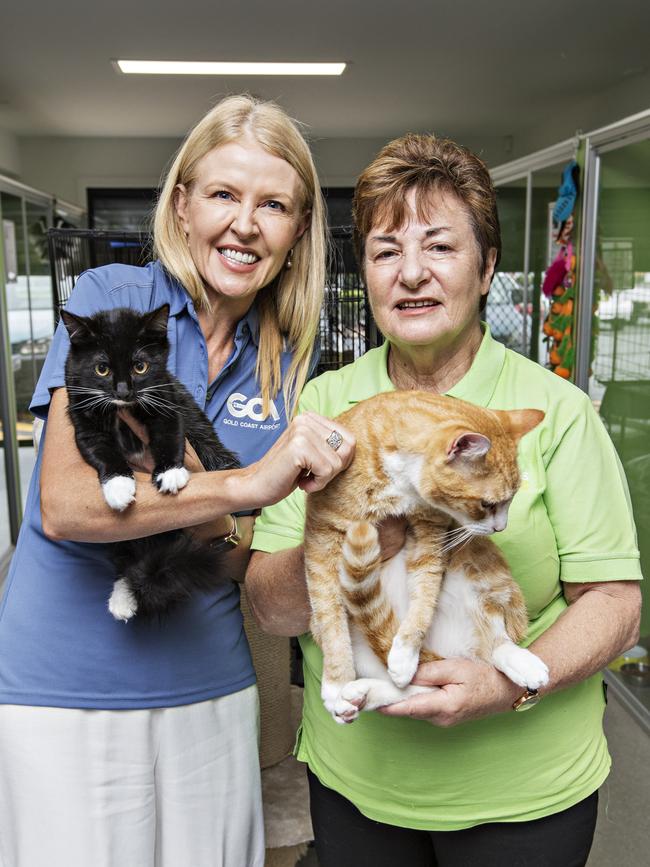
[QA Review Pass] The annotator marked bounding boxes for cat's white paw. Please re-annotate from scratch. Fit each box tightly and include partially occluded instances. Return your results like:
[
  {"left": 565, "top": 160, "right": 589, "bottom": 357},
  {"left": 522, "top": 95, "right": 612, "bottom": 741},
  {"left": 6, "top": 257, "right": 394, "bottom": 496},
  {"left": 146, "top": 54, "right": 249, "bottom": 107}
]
[
  {"left": 102, "top": 475, "right": 136, "bottom": 511},
  {"left": 387, "top": 635, "right": 420, "bottom": 688},
  {"left": 108, "top": 578, "right": 138, "bottom": 622},
  {"left": 321, "top": 678, "right": 344, "bottom": 717},
  {"left": 334, "top": 681, "right": 370, "bottom": 724},
  {"left": 156, "top": 466, "right": 190, "bottom": 494},
  {"left": 492, "top": 644, "right": 549, "bottom": 690}
]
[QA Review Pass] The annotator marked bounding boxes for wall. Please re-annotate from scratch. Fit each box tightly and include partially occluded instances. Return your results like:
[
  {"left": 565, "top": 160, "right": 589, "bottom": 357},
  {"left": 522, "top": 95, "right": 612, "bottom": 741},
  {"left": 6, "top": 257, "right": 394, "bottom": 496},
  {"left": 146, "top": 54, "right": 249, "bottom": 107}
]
[
  {"left": 15, "top": 132, "right": 513, "bottom": 209},
  {"left": 16, "top": 136, "right": 182, "bottom": 207},
  {"left": 514, "top": 68, "right": 650, "bottom": 160},
  {"left": 0, "top": 128, "right": 20, "bottom": 178}
]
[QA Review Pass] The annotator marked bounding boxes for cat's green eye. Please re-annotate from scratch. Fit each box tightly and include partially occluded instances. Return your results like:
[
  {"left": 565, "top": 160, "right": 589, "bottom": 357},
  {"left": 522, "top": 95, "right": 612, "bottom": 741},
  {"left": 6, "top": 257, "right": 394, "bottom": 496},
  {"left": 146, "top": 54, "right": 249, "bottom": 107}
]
[
  {"left": 481, "top": 500, "right": 496, "bottom": 511},
  {"left": 95, "top": 363, "right": 111, "bottom": 377},
  {"left": 132, "top": 361, "right": 149, "bottom": 375}
]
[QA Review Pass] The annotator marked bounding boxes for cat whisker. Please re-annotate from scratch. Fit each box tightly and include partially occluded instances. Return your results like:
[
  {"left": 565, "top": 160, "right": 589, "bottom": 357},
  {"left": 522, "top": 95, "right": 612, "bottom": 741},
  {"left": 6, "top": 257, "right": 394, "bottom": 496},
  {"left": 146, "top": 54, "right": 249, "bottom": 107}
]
[
  {"left": 137, "top": 394, "right": 184, "bottom": 411},
  {"left": 135, "top": 395, "right": 176, "bottom": 418},
  {"left": 439, "top": 526, "right": 469, "bottom": 541},
  {"left": 138, "top": 384, "right": 175, "bottom": 392},
  {"left": 66, "top": 386, "right": 105, "bottom": 393},
  {"left": 73, "top": 395, "right": 114, "bottom": 411},
  {"left": 436, "top": 528, "right": 476, "bottom": 554}
]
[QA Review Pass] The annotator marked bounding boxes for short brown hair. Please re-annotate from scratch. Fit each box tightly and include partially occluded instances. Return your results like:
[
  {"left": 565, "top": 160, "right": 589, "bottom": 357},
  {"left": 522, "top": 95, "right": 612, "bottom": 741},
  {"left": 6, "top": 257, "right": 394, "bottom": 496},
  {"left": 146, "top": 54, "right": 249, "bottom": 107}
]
[{"left": 353, "top": 134, "right": 501, "bottom": 310}]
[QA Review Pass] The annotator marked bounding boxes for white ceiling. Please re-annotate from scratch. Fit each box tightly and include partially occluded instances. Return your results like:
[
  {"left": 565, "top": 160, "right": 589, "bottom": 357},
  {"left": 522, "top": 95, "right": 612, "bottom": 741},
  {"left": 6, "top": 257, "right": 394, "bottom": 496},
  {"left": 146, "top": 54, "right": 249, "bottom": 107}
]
[{"left": 1, "top": 0, "right": 649, "bottom": 141}]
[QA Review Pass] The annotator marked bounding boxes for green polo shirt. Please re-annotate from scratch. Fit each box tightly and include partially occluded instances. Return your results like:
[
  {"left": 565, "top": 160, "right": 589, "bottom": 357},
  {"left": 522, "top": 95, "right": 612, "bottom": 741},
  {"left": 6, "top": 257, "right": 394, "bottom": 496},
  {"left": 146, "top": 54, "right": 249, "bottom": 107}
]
[{"left": 252, "top": 328, "right": 642, "bottom": 830}]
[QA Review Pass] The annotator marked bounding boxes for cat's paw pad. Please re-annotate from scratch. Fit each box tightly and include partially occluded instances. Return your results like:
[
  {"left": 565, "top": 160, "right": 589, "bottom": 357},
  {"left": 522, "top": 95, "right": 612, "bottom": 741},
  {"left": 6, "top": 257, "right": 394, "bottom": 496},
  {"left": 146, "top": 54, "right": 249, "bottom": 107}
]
[
  {"left": 334, "top": 681, "right": 369, "bottom": 724},
  {"left": 321, "top": 678, "right": 345, "bottom": 717},
  {"left": 387, "top": 636, "right": 420, "bottom": 688},
  {"left": 492, "top": 644, "right": 549, "bottom": 690},
  {"left": 108, "top": 579, "right": 138, "bottom": 622},
  {"left": 155, "top": 466, "right": 190, "bottom": 494},
  {"left": 102, "top": 475, "right": 136, "bottom": 511}
]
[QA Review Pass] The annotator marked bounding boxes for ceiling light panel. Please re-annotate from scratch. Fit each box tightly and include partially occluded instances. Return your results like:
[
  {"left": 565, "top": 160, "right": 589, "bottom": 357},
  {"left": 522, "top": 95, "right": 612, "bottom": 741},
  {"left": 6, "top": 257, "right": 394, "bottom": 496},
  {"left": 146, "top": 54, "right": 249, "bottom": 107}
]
[{"left": 116, "top": 60, "right": 346, "bottom": 76}]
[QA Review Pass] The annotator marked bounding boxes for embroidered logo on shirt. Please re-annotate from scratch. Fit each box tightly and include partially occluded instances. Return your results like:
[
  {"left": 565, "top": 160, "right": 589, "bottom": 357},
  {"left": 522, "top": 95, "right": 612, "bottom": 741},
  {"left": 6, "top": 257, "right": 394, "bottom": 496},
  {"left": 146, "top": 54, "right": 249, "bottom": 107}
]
[{"left": 224, "top": 392, "right": 281, "bottom": 431}]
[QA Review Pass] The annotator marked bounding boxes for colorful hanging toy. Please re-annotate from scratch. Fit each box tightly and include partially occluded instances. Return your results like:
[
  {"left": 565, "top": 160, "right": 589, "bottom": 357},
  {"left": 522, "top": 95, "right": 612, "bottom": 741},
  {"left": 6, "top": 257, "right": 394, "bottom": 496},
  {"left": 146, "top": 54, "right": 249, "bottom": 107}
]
[{"left": 542, "top": 160, "right": 579, "bottom": 378}]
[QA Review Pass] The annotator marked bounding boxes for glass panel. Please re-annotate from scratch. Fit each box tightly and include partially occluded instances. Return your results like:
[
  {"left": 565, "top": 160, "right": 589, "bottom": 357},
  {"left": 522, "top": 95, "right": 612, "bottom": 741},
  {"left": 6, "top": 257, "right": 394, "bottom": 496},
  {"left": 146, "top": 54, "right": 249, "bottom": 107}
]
[
  {"left": 0, "top": 441, "right": 10, "bottom": 553},
  {"left": 529, "top": 162, "right": 571, "bottom": 365},
  {"left": 21, "top": 201, "right": 54, "bottom": 492},
  {"left": 88, "top": 188, "right": 156, "bottom": 231},
  {"left": 590, "top": 138, "right": 650, "bottom": 636},
  {"left": 492, "top": 181, "right": 528, "bottom": 354},
  {"left": 1, "top": 193, "right": 53, "bottom": 519}
]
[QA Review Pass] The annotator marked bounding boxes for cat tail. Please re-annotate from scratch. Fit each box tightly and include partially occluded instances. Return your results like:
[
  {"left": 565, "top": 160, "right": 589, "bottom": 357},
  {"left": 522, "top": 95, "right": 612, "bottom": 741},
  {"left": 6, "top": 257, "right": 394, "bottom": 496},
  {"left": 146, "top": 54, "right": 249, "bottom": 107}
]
[
  {"left": 339, "top": 521, "right": 401, "bottom": 667},
  {"left": 111, "top": 532, "right": 227, "bottom": 618}
]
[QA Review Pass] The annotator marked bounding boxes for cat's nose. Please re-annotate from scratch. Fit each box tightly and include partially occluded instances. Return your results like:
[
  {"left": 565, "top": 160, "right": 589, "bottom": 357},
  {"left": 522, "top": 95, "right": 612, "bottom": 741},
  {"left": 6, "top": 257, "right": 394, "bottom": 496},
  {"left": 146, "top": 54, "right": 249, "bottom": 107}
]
[
  {"left": 116, "top": 382, "right": 131, "bottom": 399},
  {"left": 492, "top": 506, "right": 510, "bottom": 533}
]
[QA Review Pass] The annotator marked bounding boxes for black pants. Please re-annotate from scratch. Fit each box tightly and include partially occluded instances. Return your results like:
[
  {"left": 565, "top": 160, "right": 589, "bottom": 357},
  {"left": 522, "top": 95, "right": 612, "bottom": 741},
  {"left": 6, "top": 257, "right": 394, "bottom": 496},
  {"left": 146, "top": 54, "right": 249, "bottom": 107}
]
[{"left": 307, "top": 769, "right": 598, "bottom": 867}]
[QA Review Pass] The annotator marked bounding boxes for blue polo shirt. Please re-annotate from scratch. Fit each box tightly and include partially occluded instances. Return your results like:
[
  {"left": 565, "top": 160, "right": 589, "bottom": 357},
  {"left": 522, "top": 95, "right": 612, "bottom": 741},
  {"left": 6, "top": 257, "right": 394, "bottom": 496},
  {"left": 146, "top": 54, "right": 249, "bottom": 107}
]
[{"left": 0, "top": 261, "right": 297, "bottom": 709}]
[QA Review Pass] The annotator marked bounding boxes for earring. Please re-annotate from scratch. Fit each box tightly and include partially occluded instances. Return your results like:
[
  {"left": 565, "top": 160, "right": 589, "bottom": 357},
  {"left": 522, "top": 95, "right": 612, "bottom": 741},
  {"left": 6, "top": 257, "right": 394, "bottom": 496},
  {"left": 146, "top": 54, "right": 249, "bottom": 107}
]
[{"left": 285, "top": 248, "right": 293, "bottom": 270}]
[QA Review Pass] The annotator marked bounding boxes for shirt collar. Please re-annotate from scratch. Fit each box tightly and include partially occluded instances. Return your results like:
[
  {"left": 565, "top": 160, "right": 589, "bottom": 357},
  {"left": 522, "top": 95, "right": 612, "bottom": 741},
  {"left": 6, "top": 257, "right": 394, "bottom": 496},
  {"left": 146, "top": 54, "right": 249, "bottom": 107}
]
[
  {"left": 446, "top": 324, "right": 506, "bottom": 406},
  {"left": 153, "top": 261, "right": 192, "bottom": 317},
  {"left": 239, "top": 303, "right": 261, "bottom": 346},
  {"left": 154, "top": 260, "right": 260, "bottom": 345},
  {"left": 345, "top": 324, "right": 505, "bottom": 406}
]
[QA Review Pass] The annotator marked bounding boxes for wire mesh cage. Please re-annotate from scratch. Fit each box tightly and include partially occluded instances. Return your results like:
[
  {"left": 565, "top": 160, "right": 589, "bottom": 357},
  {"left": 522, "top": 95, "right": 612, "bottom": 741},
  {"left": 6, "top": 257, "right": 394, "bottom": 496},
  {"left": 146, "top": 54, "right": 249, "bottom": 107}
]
[
  {"left": 46, "top": 227, "right": 377, "bottom": 374},
  {"left": 47, "top": 229, "right": 152, "bottom": 315},
  {"left": 320, "top": 228, "right": 377, "bottom": 372}
]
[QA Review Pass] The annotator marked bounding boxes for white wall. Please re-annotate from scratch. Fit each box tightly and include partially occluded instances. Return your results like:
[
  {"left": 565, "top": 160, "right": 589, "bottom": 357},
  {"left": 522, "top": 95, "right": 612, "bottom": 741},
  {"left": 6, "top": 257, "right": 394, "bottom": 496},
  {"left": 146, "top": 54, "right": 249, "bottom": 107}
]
[
  {"left": 15, "top": 131, "right": 516, "bottom": 208},
  {"left": 17, "top": 136, "right": 182, "bottom": 207},
  {"left": 0, "top": 128, "right": 21, "bottom": 178},
  {"left": 514, "top": 69, "right": 650, "bottom": 161}
]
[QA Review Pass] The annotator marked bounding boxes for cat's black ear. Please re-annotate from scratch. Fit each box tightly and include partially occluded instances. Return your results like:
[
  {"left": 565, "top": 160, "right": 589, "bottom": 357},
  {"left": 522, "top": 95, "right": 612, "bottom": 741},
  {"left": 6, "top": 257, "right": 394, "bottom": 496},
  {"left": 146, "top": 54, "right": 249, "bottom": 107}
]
[
  {"left": 60, "top": 310, "right": 97, "bottom": 345},
  {"left": 141, "top": 304, "right": 170, "bottom": 335},
  {"left": 447, "top": 432, "right": 491, "bottom": 462}
]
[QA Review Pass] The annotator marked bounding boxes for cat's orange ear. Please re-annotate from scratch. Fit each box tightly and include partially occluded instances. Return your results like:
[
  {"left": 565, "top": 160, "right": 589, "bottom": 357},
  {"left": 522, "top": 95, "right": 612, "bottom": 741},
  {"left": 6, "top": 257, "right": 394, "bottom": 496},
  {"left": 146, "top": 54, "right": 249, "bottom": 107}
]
[
  {"left": 494, "top": 409, "right": 545, "bottom": 443},
  {"left": 446, "top": 432, "right": 491, "bottom": 462}
]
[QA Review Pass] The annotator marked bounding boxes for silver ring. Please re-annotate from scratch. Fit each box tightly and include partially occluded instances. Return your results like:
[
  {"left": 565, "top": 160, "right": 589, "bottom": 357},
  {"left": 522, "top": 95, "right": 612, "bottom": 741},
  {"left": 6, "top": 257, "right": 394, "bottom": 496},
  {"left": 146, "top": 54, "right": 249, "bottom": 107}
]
[{"left": 326, "top": 430, "right": 343, "bottom": 451}]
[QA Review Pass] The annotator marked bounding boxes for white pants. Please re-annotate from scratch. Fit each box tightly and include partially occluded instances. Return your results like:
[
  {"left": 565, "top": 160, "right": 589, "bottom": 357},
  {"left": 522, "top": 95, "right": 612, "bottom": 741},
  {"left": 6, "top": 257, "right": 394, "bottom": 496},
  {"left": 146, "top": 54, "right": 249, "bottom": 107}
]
[{"left": 0, "top": 686, "right": 264, "bottom": 867}]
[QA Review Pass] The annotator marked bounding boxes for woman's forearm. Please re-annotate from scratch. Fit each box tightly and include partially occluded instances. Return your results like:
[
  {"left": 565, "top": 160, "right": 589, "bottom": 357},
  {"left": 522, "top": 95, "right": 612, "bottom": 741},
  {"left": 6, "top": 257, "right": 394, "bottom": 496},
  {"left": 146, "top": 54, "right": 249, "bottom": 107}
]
[
  {"left": 528, "top": 580, "right": 642, "bottom": 695},
  {"left": 245, "top": 547, "right": 311, "bottom": 636},
  {"left": 41, "top": 389, "right": 355, "bottom": 544},
  {"left": 40, "top": 389, "right": 245, "bottom": 542}
]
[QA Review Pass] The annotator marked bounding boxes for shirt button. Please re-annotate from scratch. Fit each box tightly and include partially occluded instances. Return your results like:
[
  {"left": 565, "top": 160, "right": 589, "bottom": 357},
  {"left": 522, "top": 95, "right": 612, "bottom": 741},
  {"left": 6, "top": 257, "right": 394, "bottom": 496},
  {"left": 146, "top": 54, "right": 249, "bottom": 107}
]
[{"left": 196, "top": 384, "right": 204, "bottom": 399}]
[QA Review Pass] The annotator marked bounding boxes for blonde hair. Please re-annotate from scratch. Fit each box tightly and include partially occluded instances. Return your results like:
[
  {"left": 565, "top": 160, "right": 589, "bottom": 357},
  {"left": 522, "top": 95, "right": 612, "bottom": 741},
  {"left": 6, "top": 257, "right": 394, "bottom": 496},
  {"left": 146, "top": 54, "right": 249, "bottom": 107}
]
[{"left": 154, "top": 95, "right": 327, "bottom": 417}]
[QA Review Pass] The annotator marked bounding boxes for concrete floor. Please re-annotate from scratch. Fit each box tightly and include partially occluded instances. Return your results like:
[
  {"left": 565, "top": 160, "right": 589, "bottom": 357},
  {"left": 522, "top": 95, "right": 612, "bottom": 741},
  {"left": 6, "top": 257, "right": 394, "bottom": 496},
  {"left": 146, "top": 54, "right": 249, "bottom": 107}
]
[
  {"left": 588, "top": 691, "right": 650, "bottom": 866},
  {"left": 297, "top": 691, "right": 650, "bottom": 867}
]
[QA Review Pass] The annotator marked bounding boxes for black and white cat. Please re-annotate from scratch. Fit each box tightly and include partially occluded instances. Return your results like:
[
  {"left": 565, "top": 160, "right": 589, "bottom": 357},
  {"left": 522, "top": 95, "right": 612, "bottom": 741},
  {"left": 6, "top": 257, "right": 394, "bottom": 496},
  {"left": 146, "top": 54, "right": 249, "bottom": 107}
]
[{"left": 61, "top": 303, "right": 240, "bottom": 621}]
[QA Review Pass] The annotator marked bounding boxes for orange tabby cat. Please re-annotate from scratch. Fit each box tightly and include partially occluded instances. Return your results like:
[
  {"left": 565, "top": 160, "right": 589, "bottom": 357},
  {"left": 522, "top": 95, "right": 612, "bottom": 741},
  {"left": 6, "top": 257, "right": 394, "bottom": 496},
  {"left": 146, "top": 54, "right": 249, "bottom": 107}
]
[{"left": 303, "top": 391, "right": 549, "bottom": 723}]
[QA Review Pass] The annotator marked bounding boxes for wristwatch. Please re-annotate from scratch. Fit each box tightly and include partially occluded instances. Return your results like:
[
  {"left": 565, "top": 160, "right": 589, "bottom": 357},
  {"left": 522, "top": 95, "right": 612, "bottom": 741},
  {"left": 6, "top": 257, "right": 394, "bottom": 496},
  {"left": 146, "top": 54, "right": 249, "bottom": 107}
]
[
  {"left": 512, "top": 688, "right": 541, "bottom": 712},
  {"left": 208, "top": 514, "right": 241, "bottom": 551}
]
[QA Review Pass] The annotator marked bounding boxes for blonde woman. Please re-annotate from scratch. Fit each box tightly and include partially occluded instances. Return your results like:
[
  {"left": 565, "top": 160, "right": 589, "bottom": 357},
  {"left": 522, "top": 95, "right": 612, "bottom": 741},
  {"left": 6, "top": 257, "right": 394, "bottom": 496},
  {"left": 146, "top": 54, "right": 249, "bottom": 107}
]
[{"left": 0, "top": 96, "right": 355, "bottom": 867}]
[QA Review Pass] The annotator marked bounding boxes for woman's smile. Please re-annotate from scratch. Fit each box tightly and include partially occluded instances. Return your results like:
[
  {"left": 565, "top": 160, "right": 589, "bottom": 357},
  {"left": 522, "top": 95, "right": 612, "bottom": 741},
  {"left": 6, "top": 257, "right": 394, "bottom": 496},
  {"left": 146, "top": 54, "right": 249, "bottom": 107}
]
[
  {"left": 394, "top": 298, "right": 442, "bottom": 314},
  {"left": 217, "top": 246, "right": 261, "bottom": 268}
]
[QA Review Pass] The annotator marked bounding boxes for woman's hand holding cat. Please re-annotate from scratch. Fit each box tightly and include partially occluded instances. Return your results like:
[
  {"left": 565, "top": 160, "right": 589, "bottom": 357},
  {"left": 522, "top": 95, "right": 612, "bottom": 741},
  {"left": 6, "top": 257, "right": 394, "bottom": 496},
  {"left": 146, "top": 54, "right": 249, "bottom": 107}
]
[
  {"left": 116, "top": 410, "right": 205, "bottom": 474},
  {"left": 377, "top": 517, "right": 408, "bottom": 561},
  {"left": 378, "top": 658, "right": 522, "bottom": 727},
  {"left": 116, "top": 408, "right": 240, "bottom": 543},
  {"left": 239, "top": 412, "right": 356, "bottom": 507}
]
